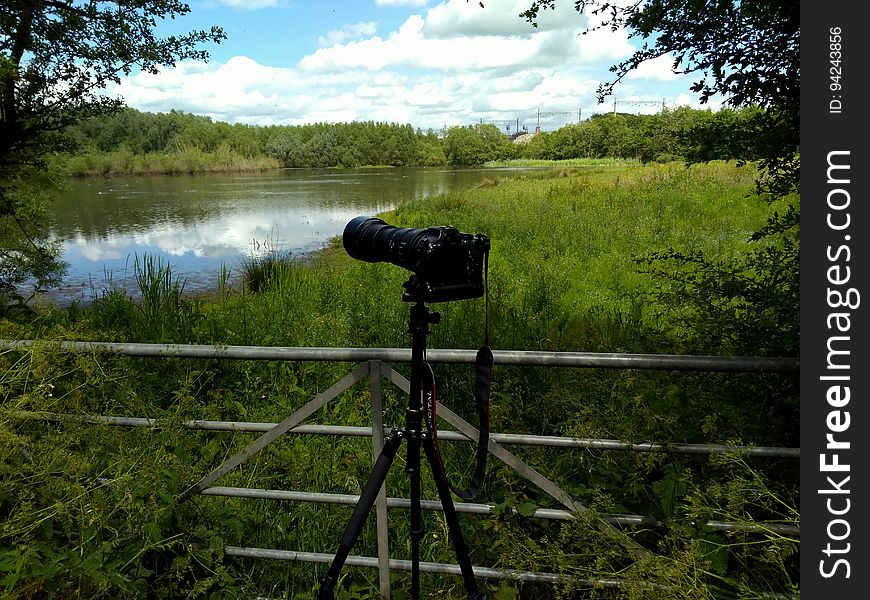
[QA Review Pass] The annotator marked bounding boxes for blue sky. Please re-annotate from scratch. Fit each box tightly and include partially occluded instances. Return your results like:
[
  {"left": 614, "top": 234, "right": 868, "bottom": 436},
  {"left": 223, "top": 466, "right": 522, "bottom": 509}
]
[{"left": 112, "top": 0, "right": 717, "bottom": 133}]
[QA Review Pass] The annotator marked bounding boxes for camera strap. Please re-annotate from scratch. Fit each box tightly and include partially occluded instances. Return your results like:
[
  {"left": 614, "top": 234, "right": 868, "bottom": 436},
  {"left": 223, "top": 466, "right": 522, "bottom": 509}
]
[
  {"left": 422, "top": 345, "right": 493, "bottom": 500},
  {"left": 484, "top": 246, "right": 490, "bottom": 347}
]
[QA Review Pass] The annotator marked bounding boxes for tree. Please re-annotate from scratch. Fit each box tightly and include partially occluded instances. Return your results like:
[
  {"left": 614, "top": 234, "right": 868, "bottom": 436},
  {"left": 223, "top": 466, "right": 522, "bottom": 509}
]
[
  {"left": 0, "top": 1, "right": 225, "bottom": 310},
  {"left": 445, "top": 124, "right": 516, "bottom": 166}
]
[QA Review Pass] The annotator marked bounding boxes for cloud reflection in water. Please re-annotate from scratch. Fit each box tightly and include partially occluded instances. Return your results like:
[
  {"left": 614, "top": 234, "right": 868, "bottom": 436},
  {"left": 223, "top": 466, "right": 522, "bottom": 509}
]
[{"left": 48, "top": 167, "right": 500, "bottom": 304}]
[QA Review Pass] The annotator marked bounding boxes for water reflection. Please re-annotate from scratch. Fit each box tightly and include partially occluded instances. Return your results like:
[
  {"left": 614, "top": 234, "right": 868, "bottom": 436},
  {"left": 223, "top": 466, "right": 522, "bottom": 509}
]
[{"left": 48, "top": 167, "right": 516, "bottom": 304}]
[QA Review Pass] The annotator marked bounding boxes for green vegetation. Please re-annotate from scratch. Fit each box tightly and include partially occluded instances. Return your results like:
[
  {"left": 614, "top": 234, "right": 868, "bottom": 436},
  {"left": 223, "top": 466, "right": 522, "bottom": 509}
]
[
  {"left": 1, "top": 162, "right": 799, "bottom": 598},
  {"left": 61, "top": 145, "right": 281, "bottom": 177},
  {"left": 56, "top": 105, "right": 769, "bottom": 176},
  {"left": 484, "top": 158, "right": 639, "bottom": 168}
]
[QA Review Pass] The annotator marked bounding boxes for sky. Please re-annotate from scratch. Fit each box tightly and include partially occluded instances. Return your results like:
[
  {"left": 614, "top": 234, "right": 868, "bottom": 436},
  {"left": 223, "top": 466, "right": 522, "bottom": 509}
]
[{"left": 111, "top": 0, "right": 720, "bottom": 133}]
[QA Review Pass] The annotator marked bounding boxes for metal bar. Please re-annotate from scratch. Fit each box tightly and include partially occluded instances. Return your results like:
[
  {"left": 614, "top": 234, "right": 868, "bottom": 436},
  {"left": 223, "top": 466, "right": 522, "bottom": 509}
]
[
  {"left": 226, "top": 546, "right": 795, "bottom": 599},
  {"left": 224, "top": 546, "right": 563, "bottom": 583},
  {"left": 157, "top": 485, "right": 805, "bottom": 536},
  {"left": 14, "top": 412, "right": 800, "bottom": 458},
  {"left": 379, "top": 364, "right": 651, "bottom": 560},
  {"left": 385, "top": 362, "right": 583, "bottom": 511},
  {"left": 202, "top": 486, "right": 584, "bottom": 522},
  {"left": 13, "top": 413, "right": 374, "bottom": 435},
  {"left": 1, "top": 340, "right": 799, "bottom": 372},
  {"left": 479, "top": 434, "right": 801, "bottom": 458},
  {"left": 705, "top": 520, "right": 800, "bottom": 536},
  {"left": 184, "top": 364, "right": 368, "bottom": 496},
  {"left": 368, "top": 361, "right": 391, "bottom": 600},
  {"left": 440, "top": 403, "right": 582, "bottom": 514}
]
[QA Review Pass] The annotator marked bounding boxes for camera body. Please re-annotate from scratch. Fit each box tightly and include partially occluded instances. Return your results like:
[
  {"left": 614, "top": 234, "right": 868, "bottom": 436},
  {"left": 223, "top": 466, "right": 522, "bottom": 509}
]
[{"left": 343, "top": 216, "right": 490, "bottom": 303}]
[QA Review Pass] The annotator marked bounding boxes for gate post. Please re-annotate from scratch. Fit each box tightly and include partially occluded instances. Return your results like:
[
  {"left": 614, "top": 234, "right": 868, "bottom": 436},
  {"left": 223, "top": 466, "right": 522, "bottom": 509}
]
[{"left": 369, "top": 360, "right": 391, "bottom": 599}]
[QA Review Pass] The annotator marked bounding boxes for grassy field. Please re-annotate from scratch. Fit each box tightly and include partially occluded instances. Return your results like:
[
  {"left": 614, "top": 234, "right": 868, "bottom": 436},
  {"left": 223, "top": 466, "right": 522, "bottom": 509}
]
[{"left": 0, "top": 161, "right": 800, "bottom": 599}]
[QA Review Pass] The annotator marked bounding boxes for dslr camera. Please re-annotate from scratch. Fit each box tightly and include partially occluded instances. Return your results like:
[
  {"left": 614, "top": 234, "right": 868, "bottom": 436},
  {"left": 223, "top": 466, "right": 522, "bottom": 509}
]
[{"left": 342, "top": 216, "right": 490, "bottom": 303}]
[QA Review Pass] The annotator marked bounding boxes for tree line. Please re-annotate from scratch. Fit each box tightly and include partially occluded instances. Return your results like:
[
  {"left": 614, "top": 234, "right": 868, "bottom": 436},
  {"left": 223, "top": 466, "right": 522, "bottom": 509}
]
[{"left": 65, "top": 105, "right": 767, "bottom": 169}]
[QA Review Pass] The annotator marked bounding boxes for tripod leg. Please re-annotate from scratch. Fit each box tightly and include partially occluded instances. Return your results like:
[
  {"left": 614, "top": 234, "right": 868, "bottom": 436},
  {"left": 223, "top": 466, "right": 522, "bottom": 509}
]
[
  {"left": 422, "top": 437, "right": 484, "bottom": 599},
  {"left": 318, "top": 430, "right": 403, "bottom": 600},
  {"left": 407, "top": 431, "right": 423, "bottom": 599}
]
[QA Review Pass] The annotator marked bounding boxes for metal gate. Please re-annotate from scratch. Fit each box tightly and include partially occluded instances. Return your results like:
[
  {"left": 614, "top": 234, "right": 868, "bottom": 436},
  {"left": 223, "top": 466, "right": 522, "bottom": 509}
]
[{"left": 5, "top": 341, "right": 800, "bottom": 598}]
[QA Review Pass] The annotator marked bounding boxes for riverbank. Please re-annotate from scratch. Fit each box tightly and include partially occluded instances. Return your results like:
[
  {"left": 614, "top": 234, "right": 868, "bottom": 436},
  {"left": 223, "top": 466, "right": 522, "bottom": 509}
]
[
  {"left": 58, "top": 147, "right": 282, "bottom": 177},
  {"left": 483, "top": 157, "right": 640, "bottom": 168},
  {"left": 57, "top": 150, "right": 640, "bottom": 178},
  {"left": 39, "top": 160, "right": 778, "bottom": 344}
]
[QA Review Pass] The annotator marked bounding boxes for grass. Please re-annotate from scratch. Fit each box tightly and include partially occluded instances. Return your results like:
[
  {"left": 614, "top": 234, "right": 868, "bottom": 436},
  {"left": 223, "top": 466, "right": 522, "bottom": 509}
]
[
  {"left": 391, "top": 161, "right": 774, "bottom": 348},
  {"left": 0, "top": 161, "right": 800, "bottom": 599}
]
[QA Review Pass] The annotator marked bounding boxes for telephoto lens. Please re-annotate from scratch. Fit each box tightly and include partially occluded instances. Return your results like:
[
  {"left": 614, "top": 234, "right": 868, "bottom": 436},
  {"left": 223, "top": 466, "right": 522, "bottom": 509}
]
[
  {"left": 342, "top": 216, "right": 430, "bottom": 272},
  {"left": 342, "top": 216, "right": 490, "bottom": 303}
]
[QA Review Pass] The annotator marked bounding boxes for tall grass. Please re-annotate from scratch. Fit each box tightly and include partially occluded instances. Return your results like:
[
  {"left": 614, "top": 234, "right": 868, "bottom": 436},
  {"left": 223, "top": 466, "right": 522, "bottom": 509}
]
[{"left": 2, "top": 161, "right": 799, "bottom": 598}]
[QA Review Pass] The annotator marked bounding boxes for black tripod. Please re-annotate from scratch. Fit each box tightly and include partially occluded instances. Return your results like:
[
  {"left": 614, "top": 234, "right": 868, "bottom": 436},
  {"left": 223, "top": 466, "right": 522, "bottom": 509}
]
[{"left": 317, "top": 281, "right": 486, "bottom": 600}]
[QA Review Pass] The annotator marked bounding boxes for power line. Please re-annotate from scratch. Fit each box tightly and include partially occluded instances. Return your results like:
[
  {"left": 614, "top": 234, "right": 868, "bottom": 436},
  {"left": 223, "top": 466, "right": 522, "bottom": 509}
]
[
  {"left": 481, "top": 119, "right": 517, "bottom": 134},
  {"left": 612, "top": 98, "right": 666, "bottom": 114},
  {"left": 535, "top": 108, "right": 582, "bottom": 132}
]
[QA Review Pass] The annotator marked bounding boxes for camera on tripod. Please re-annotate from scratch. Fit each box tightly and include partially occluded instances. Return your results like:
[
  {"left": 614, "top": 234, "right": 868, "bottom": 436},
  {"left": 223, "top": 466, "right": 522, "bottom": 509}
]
[
  {"left": 318, "top": 216, "right": 493, "bottom": 600},
  {"left": 342, "top": 216, "right": 490, "bottom": 303}
]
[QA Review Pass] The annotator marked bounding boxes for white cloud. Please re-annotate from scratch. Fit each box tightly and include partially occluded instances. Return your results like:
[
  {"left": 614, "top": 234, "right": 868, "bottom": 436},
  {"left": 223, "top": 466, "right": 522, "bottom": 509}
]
[
  {"left": 299, "top": 17, "right": 553, "bottom": 73},
  {"left": 423, "top": 0, "right": 577, "bottom": 38},
  {"left": 299, "top": 0, "right": 632, "bottom": 75},
  {"left": 626, "top": 54, "right": 681, "bottom": 81},
  {"left": 318, "top": 21, "right": 379, "bottom": 47},
  {"left": 112, "top": 0, "right": 700, "bottom": 130},
  {"left": 114, "top": 56, "right": 309, "bottom": 123}
]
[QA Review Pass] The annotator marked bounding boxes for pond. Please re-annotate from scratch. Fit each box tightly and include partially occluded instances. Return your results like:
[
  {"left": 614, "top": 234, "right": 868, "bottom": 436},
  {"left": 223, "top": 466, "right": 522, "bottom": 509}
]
[{"left": 48, "top": 166, "right": 528, "bottom": 305}]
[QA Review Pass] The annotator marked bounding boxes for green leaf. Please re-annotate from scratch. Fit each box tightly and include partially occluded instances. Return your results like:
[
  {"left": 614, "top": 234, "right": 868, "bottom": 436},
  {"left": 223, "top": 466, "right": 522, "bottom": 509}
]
[
  {"left": 144, "top": 521, "right": 163, "bottom": 543},
  {"left": 654, "top": 465, "right": 688, "bottom": 517},
  {"left": 201, "top": 438, "right": 222, "bottom": 462},
  {"left": 490, "top": 501, "right": 509, "bottom": 515},
  {"left": 495, "top": 584, "right": 520, "bottom": 600},
  {"left": 699, "top": 535, "right": 729, "bottom": 576},
  {"left": 516, "top": 502, "right": 538, "bottom": 517}
]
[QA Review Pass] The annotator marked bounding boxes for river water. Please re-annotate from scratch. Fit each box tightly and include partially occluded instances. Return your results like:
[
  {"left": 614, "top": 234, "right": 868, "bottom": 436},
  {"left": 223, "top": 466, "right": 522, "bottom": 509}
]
[{"left": 48, "top": 166, "right": 526, "bottom": 305}]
